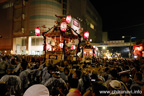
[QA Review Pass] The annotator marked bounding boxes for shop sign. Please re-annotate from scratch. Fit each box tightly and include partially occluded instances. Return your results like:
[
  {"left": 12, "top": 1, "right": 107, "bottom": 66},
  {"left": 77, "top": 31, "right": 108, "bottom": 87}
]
[{"left": 73, "top": 19, "right": 79, "bottom": 27}]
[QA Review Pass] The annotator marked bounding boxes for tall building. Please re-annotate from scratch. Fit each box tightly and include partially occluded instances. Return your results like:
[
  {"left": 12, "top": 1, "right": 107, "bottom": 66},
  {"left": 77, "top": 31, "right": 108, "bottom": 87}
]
[
  {"left": 67, "top": 0, "right": 102, "bottom": 43},
  {"left": 0, "top": 0, "right": 102, "bottom": 55}
]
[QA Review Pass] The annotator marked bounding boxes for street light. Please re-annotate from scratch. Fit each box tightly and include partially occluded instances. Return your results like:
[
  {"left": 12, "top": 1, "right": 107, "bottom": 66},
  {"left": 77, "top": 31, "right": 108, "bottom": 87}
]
[{"left": 103, "top": 46, "right": 106, "bottom": 50}]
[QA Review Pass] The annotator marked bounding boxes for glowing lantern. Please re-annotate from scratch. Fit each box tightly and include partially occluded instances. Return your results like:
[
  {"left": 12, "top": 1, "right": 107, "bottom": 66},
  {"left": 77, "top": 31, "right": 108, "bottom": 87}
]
[
  {"left": 71, "top": 45, "right": 76, "bottom": 50},
  {"left": 59, "top": 43, "right": 63, "bottom": 48},
  {"left": 66, "top": 15, "right": 72, "bottom": 23},
  {"left": 89, "top": 51, "right": 92, "bottom": 54},
  {"left": 35, "top": 27, "right": 40, "bottom": 36},
  {"left": 93, "top": 46, "right": 96, "bottom": 49},
  {"left": 47, "top": 44, "right": 51, "bottom": 51},
  {"left": 84, "top": 31, "right": 89, "bottom": 39},
  {"left": 90, "top": 39, "right": 92, "bottom": 42},
  {"left": 60, "top": 22, "right": 67, "bottom": 31},
  {"left": 84, "top": 51, "right": 86, "bottom": 54}
]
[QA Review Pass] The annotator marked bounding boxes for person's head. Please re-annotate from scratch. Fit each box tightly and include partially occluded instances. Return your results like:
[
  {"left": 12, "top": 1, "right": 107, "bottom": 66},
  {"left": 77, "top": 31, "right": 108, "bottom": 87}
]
[
  {"left": 110, "top": 69, "right": 118, "bottom": 79},
  {"left": 11, "top": 58, "right": 16, "bottom": 65},
  {"left": 91, "top": 71, "right": 98, "bottom": 83},
  {"left": 35, "top": 59, "right": 40, "bottom": 66},
  {"left": 51, "top": 65, "right": 60, "bottom": 78},
  {"left": 64, "top": 67, "right": 69, "bottom": 75},
  {"left": 120, "top": 72, "right": 130, "bottom": 83},
  {"left": 69, "top": 78, "right": 79, "bottom": 88},
  {"left": 124, "top": 65, "right": 130, "bottom": 70},
  {"left": 21, "top": 59, "right": 28, "bottom": 70},
  {"left": 134, "top": 72, "right": 142, "bottom": 82},
  {"left": 2, "top": 56, "right": 6, "bottom": 61},
  {"left": 72, "top": 70, "right": 81, "bottom": 79},
  {"left": 92, "top": 81, "right": 107, "bottom": 96},
  {"left": 31, "top": 58, "right": 35, "bottom": 63},
  {"left": 48, "top": 65, "right": 53, "bottom": 74},
  {"left": 109, "top": 80, "right": 121, "bottom": 91}
]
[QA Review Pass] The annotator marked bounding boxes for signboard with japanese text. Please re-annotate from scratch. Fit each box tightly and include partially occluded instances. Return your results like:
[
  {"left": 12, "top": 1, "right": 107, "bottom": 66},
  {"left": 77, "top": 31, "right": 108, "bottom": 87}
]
[{"left": 70, "top": 18, "right": 81, "bottom": 36}]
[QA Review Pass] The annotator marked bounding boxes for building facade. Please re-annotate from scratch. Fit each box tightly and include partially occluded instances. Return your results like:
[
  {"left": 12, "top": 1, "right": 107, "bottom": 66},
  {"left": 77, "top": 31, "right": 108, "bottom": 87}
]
[{"left": 0, "top": 0, "right": 102, "bottom": 55}]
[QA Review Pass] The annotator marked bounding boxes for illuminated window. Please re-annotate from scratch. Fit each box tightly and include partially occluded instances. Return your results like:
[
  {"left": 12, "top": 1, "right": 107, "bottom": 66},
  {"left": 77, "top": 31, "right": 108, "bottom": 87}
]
[{"left": 90, "top": 23, "right": 94, "bottom": 29}]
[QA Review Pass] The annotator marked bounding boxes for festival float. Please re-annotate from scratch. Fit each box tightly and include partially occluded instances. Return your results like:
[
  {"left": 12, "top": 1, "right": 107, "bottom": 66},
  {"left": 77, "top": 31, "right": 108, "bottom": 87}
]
[
  {"left": 80, "top": 31, "right": 96, "bottom": 63},
  {"left": 35, "top": 15, "right": 82, "bottom": 64}
]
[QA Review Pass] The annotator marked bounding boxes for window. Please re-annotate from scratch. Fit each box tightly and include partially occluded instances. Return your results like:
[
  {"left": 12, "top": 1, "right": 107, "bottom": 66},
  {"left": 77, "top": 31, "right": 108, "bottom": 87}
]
[
  {"left": 90, "top": 23, "right": 94, "bottom": 29},
  {"left": 32, "top": 38, "right": 35, "bottom": 46},
  {"left": 22, "top": 38, "right": 26, "bottom": 46},
  {"left": 31, "top": 38, "right": 43, "bottom": 46}
]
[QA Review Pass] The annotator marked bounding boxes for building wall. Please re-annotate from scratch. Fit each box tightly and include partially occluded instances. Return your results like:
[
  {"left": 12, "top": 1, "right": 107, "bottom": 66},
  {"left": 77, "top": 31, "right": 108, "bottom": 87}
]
[
  {"left": 0, "top": 1, "right": 13, "bottom": 50},
  {"left": 102, "top": 32, "right": 108, "bottom": 42},
  {"left": 28, "top": 0, "right": 62, "bottom": 35},
  {"left": 0, "top": 0, "right": 103, "bottom": 54},
  {"left": 67, "top": 0, "right": 102, "bottom": 43}
]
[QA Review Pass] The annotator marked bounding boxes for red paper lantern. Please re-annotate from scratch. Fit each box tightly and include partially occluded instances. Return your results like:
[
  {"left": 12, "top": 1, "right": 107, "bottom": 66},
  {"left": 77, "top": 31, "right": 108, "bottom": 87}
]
[
  {"left": 84, "top": 31, "right": 89, "bottom": 39},
  {"left": 60, "top": 22, "right": 67, "bottom": 31},
  {"left": 66, "top": 15, "right": 72, "bottom": 23},
  {"left": 35, "top": 27, "right": 40, "bottom": 36},
  {"left": 47, "top": 44, "right": 51, "bottom": 51},
  {"left": 59, "top": 43, "right": 63, "bottom": 48},
  {"left": 71, "top": 45, "right": 76, "bottom": 50}
]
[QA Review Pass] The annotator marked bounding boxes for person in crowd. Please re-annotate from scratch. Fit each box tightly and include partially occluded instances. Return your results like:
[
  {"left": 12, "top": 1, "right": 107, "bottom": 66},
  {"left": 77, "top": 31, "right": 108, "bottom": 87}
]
[
  {"left": 108, "top": 80, "right": 122, "bottom": 96},
  {"left": 105, "top": 68, "right": 118, "bottom": 88},
  {"left": 19, "top": 60, "right": 31, "bottom": 93},
  {"left": 41, "top": 65, "right": 53, "bottom": 84},
  {"left": 130, "top": 72, "right": 144, "bottom": 96},
  {"left": 119, "top": 71, "right": 132, "bottom": 96},
  {"left": 0, "top": 65, "right": 22, "bottom": 96},
  {"left": 78, "top": 70, "right": 91, "bottom": 95},
  {"left": 0, "top": 56, "right": 9, "bottom": 78},
  {"left": 44, "top": 65, "right": 68, "bottom": 96},
  {"left": 83, "top": 71, "right": 108, "bottom": 96},
  {"left": 14, "top": 56, "right": 22, "bottom": 75},
  {"left": 0, "top": 82, "right": 7, "bottom": 96},
  {"left": 60, "top": 67, "right": 69, "bottom": 82},
  {"left": 67, "top": 78, "right": 81, "bottom": 96}
]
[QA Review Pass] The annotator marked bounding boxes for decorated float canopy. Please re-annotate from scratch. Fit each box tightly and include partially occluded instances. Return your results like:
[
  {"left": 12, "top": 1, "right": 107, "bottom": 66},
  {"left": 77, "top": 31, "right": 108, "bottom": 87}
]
[
  {"left": 82, "top": 41, "right": 95, "bottom": 58},
  {"left": 44, "top": 15, "right": 82, "bottom": 62},
  {"left": 45, "top": 17, "right": 81, "bottom": 38}
]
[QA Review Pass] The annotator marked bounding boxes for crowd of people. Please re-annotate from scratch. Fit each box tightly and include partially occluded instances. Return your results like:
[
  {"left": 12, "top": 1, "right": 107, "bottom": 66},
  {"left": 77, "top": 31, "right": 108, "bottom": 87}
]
[{"left": 0, "top": 54, "right": 144, "bottom": 96}]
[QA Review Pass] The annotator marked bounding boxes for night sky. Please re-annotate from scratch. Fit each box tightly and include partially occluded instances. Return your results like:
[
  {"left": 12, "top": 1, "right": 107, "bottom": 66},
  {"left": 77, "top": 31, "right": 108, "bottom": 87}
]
[{"left": 90, "top": 1, "right": 144, "bottom": 41}]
